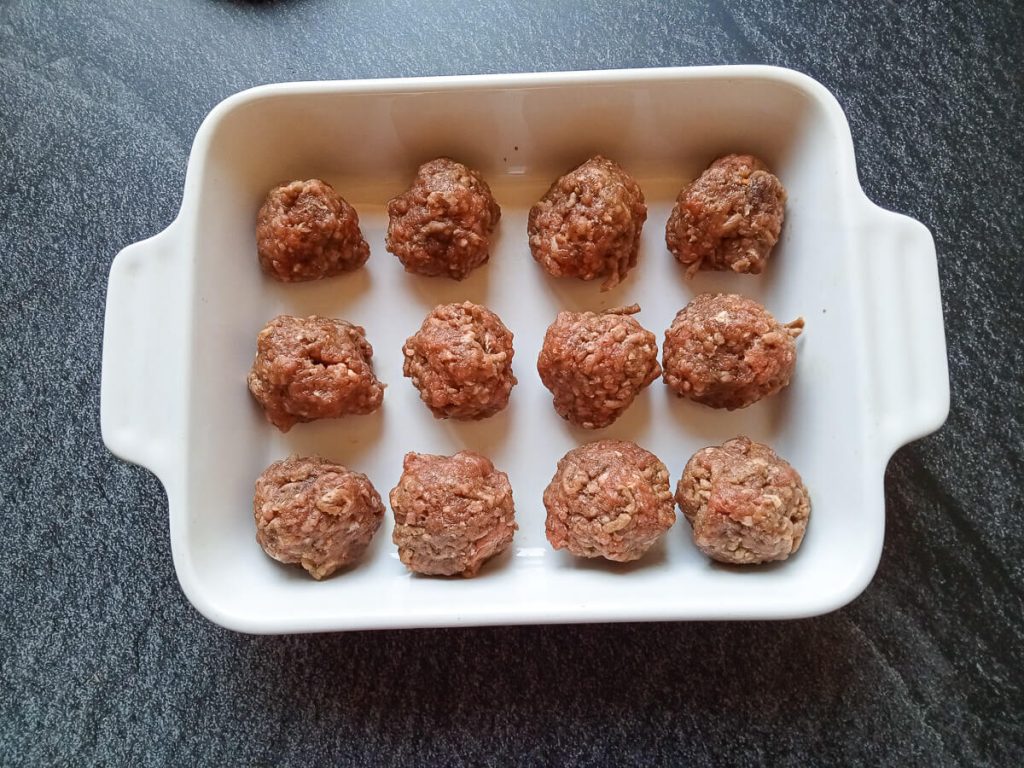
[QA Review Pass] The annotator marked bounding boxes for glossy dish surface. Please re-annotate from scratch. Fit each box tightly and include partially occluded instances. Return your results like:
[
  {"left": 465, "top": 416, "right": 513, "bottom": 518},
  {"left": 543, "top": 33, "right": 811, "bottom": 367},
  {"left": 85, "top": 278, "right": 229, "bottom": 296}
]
[{"left": 100, "top": 66, "right": 949, "bottom": 633}]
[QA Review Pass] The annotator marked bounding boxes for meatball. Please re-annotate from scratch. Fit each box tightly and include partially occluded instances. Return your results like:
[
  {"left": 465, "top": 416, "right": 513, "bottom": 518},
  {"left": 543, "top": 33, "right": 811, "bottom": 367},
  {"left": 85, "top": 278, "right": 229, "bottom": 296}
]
[
  {"left": 544, "top": 440, "right": 675, "bottom": 562},
  {"left": 389, "top": 451, "right": 517, "bottom": 577},
  {"left": 247, "top": 315, "right": 385, "bottom": 432},
  {"left": 402, "top": 302, "right": 516, "bottom": 420},
  {"left": 662, "top": 293, "right": 804, "bottom": 410},
  {"left": 666, "top": 154, "right": 786, "bottom": 276},
  {"left": 253, "top": 456, "right": 385, "bottom": 579},
  {"left": 528, "top": 155, "right": 647, "bottom": 291},
  {"left": 676, "top": 437, "right": 810, "bottom": 565},
  {"left": 256, "top": 179, "right": 370, "bottom": 281},
  {"left": 537, "top": 304, "right": 660, "bottom": 429},
  {"left": 386, "top": 158, "right": 501, "bottom": 279}
]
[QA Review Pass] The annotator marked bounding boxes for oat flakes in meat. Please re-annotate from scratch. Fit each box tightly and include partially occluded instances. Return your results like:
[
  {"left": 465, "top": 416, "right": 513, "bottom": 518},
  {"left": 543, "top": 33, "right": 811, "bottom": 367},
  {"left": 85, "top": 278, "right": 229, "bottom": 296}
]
[
  {"left": 389, "top": 451, "right": 517, "bottom": 577},
  {"left": 662, "top": 293, "right": 803, "bottom": 410},
  {"left": 677, "top": 437, "right": 810, "bottom": 565},
  {"left": 256, "top": 179, "right": 370, "bottom": 281},
  {"left": 666, "top": 154, "right": 786, "bottom": 276},
  {"left": 528, "top": 155, "right": 647, "bottom": 291},
  {"left": 386, "top": 158, "right": 501, "bottom": 279},
  {"left": 537, "top": 304, "right": 660, "bottom": 429},
  {"left": 247, "top": 315, "right": 385, "bottom": 432},
  {"left": 403, "top": 302, "right": 516, "bottom": 420},
  {"left": 254, "top": 455, "right": 385, "bottom": 579},
  {"left": 544, "top": 440, "right": 675, "bottom": 562}
]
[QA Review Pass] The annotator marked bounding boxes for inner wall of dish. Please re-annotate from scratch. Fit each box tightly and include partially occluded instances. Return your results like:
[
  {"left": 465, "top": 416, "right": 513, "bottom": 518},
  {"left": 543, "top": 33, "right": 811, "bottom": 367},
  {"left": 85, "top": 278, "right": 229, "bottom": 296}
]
[{"left": 184, "top": 76, "right": 870, "bottom": 624}]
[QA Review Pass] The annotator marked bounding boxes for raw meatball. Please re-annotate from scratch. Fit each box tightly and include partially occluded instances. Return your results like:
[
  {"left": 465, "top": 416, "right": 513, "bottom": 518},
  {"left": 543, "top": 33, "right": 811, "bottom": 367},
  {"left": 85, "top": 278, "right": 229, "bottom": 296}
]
[
  {"left": 390, "top": 451, "right": 517, "bottom": 577},
  {"left": 666, "top": 154, "right": 786, "bottom": 276},
  {"left": 256, "top": 179, "right": 370, "bottom": 281},
  {"left": 544, "top": 440, "right": 675, "bottom": 562},
  {"left": 676, "top": 437, "right": 810, "bottom": 565},
  {"left": 528, "top": 155, "right": 647, "bottom": 291},
  {"left": 386, "top": 158, "right": 501, "bottom": 279},
  {"left": 253, "top": 456, "right": 385, "bottom": 579},
  {"left": 402, "top": 302, "right": 517, "bottom": 420},
  {"left": 662, "top": 293, "right": 803, "bottom": 410},
  {"left": 537, "top": 304, "right": 660, "bottom": 429},
  {"left": 247, "top": 315, "right": 385, "bottom": 432}
]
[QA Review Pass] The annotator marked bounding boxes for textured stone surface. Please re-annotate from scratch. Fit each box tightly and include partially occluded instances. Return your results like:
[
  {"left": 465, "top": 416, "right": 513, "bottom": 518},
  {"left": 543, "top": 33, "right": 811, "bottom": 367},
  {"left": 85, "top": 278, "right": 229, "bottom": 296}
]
[{"left": 1, "top": 0, "right": 1022, "bottom": 764}]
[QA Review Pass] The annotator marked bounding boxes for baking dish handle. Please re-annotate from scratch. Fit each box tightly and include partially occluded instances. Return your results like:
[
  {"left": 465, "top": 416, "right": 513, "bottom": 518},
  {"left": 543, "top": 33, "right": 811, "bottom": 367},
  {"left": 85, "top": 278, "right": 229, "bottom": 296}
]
[
  {"left": 857, "top": 202, "right": 950, "bottom": 458},
  {"left": 101, "top": 223, "right": 187, "bottom": 482}
]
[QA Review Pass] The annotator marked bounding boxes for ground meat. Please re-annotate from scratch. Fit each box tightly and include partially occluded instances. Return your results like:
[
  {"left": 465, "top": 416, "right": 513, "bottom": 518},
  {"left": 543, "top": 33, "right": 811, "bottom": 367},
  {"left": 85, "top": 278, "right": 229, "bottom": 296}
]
[
  {"left": 537, "top": 304, "right": 660, "bottom": 429},
  {"left": 256, "top": 179, "right": 370, "bottom": 281},
  {"left": 662, "top": 293, "right": 803, "bottom": 410},
  {"left": 253, "top": 455, "right": 385, "bottom": 579},
  {"left": 666, "top": 154, "right": 786, "bottom": 276},
  {"left": 389, "top": 451, "right": 517, "bottom": 577},
  {"left": 544, "top": 440, "right": 675, "bottom": 562},
  {"left": 247, "top": 315, "right": 385, "bottom": 432},
  {"left": 528, "top": 155, "right": 647, "bottom": 291},
  {"left": 402, "top": 302, "right": 517, "bottom": 420},
  {"left": 386, "top": 158, "right": 501, "bottom": 279},
  {"left": 676, "top": 437, "right": 810, "bottom": 565}
]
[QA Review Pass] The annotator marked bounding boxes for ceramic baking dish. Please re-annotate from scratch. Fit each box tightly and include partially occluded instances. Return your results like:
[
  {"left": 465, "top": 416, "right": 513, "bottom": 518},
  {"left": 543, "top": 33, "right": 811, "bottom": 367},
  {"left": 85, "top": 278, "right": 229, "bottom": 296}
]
[{"left": 101, "top": 66, "right": 949, "bottom": 633}]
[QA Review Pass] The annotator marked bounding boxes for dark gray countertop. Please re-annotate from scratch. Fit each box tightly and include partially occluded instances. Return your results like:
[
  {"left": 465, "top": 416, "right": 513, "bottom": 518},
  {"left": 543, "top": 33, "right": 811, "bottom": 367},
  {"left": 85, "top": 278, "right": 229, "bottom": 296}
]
[{"left": 2, "top": 0, "right": 1022, "bottom": 764}]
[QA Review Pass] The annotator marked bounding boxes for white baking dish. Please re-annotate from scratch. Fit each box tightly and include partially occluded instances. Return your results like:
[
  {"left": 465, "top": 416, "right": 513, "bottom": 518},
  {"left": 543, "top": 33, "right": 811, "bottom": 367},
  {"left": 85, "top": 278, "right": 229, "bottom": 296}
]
[{"left": 101, "top": 67, "right": 949, "bottom": 633}]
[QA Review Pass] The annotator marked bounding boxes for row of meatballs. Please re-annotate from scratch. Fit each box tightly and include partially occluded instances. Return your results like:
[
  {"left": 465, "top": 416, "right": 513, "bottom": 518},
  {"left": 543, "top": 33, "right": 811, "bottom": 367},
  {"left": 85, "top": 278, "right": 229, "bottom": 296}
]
[
  {"left": 255, "top": 437, "right": 811, "bottom": 580},
  {"left": 247, "top": 294, "right": 804, "bottom": 432},
  {"left": 257, "top": 153, "right": 787, "bottom": 290}
]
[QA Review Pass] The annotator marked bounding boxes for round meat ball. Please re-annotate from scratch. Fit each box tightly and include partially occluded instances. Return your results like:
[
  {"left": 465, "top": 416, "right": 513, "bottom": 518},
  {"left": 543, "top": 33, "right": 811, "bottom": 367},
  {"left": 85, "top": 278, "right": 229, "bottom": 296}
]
[
  {"left": 386, "top": 158, "right": 501, "bottom": 279},
  {"left": 254, "top": 455, "right": 385, "bottom": 579},
  {"left": 256, "top": 179, "right": 370, "bottom": 282},
  {"left": 528, "top": 155, "right": 647, "bottom": 291},
  {"left": 402, "top": 301, "right": 516, "bottom": 420},
  {"left": 544, "top": 440, "right": 675, "bottom": 562},
  {"left": 537, "top": 304, "right": 660, "bottom": 429},
  {"left": 676, "top": 437, "right": 810, "bottom": 565},
  {"left": 247, "top": 315, "right": 385, "bottom": 432},
  {"left": 389, "top": 451, "right": 517, "bottom": 577},
  {"left": 666, "top": 154, "right": 786, "bottom": 276},
  {"left": 662, "top": 293, "right": 804, "bottom": 410}
]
